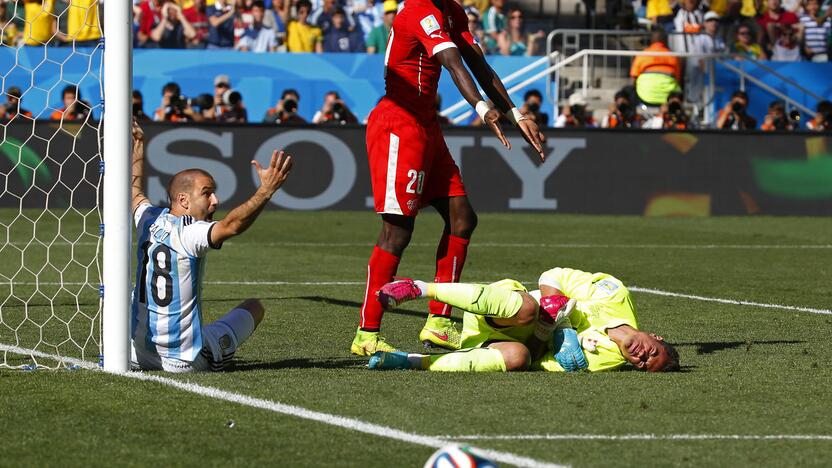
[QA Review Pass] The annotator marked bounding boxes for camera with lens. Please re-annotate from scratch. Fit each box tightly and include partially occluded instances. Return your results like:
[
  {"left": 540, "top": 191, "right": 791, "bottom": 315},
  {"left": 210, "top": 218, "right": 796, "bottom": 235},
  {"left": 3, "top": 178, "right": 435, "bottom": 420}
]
[
  {"left": 222, "top": 89, "right": 243, "bottom": 108},
  {"left": 527, "top": 102, "right": 541, "bottom": 114},
  {"left": 168, "top": 94, "right": 188, "bottom": 115},
  {"left": 570, "top": 104, "right": 585, "bottom": 120},
  {"left": 731, "top": 101, "right": 745, "bottom": 114},
  {"left": 282, "top": 98, "right": 298, "bottom": 114},
  {"left": 188, "top": 93, "right": 214, "bottom": 111}
]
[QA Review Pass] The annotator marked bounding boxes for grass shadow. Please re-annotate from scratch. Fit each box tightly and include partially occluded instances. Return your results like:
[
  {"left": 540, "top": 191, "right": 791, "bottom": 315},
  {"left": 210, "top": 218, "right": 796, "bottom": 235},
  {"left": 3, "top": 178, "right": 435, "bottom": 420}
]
[
  {"left": 294, "top": 295, "right": 463, "bottom": 324},
  {"left": 674, "top": 340, "right": 804, "bottom": 355},
  {"left": 228, "top": 357, "right": 366, "bottom": 372}
]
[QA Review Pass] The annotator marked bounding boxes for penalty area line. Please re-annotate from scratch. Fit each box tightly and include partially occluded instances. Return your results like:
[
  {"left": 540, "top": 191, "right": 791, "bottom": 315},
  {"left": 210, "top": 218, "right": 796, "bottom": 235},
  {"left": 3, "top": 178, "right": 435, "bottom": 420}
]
[
  {"left": 440, "top": 434, "right": 832, "bottom": 442},
  {"left": 0, "top": 344, "right": 564, "bottom": 468}
]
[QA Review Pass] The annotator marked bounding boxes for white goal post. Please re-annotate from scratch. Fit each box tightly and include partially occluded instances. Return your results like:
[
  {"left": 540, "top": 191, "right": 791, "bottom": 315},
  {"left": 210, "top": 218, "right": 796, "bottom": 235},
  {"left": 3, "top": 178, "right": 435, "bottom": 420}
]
[{"left": 102, "top": 0, "right": 133, "bottom": 373}]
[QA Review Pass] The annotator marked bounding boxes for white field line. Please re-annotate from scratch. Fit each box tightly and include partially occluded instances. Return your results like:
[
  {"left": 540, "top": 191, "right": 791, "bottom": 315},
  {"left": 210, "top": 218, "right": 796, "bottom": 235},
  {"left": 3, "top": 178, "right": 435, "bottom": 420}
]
[
  {"left": 3, "top": 280, "right": 831, "bottom": 316},
  {"left": 442, "top": 434, "right": 832, "bottom": 442},
  {"left": 8, "top": 242, "right": 832, "bottom": 249},
  {"left": 0, "top": 344, "right": 564, "bottom": 468}
]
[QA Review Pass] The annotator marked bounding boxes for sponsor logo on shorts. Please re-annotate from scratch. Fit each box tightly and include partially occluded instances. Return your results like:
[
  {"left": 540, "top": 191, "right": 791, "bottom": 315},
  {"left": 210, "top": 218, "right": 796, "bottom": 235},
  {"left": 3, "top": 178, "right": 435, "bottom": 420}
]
[
  {"left": 406, "top": 199, "right": 419, "bottom": 212},
  {"left": 420, "top": 15, "right": 440, "bottom": 35}
]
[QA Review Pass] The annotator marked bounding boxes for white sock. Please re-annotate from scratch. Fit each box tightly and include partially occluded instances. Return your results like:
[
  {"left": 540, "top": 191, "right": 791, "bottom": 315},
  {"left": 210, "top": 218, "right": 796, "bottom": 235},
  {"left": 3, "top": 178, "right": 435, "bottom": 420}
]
[{"left": 413, "top": 280, "right": 428, "bottom": 297}]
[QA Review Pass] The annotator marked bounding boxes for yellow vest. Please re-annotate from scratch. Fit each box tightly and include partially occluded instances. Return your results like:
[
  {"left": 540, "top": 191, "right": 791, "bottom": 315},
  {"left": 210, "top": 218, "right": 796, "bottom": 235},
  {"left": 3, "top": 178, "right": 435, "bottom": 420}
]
[
  {"left": 24, "top": 0, "right": 55, "bottom": 46},
  {"left": 66, "top": 0, "right": 101, "bottom": 42}
]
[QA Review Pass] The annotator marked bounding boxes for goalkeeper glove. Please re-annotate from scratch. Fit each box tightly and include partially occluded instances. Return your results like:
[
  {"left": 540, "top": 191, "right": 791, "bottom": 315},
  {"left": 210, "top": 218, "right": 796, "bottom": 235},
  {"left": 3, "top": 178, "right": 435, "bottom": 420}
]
[
  {"left": 533, "top": 295, "right": 576, "bottom": 341},
  {"left": 553, "top": 327, "right": 588, "bottom": 372}
]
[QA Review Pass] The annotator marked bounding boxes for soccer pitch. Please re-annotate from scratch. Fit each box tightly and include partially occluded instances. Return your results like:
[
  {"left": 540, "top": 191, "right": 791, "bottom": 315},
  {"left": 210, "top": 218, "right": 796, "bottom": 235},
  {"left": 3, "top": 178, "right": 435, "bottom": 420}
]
[{"left": 2, "top": 211, "right": 831, "bottom": 467}]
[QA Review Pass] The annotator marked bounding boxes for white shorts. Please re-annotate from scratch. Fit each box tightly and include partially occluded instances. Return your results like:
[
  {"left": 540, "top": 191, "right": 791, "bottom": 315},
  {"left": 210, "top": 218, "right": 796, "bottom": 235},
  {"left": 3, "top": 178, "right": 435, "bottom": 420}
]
[{"left": 131, "top": 308, "right": 256, "bottom": 373}]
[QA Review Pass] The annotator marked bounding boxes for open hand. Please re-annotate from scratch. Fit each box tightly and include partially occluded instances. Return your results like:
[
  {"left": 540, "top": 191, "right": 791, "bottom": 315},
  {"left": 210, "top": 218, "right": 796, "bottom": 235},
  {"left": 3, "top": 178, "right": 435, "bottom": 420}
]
[
  {"left": 484, "top": 108, "right": 509, "bottom": 149},
  {"left": 252, "top": 150, "right": 293, "bottom": 196},
  {"left": 518, "top": 117, "right": 546, "bottom": 160}
]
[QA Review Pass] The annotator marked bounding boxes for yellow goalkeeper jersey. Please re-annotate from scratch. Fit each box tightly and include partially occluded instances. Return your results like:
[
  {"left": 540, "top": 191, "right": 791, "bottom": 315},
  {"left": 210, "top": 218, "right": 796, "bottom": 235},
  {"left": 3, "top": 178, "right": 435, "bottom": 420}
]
[{"left": 535, "top": 267, "right": 638, "bottom": 372}]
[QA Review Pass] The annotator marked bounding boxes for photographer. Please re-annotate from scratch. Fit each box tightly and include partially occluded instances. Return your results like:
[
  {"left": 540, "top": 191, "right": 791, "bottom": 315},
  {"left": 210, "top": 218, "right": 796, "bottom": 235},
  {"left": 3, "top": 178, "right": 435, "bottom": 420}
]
[
  {"left": 313, "top": 91, "right": 358, "bottom": 125},
  {"left": 554, "top": 93, "right": 596, "bottom": 128},
  {"left": 263, "top": 89, "right": 307, "bottom": 124},
  {"left": 716, "top": 90, "right": 757, "bottom": 130},
  {"left": 644, "top": 92, "right": 691, "bottom": 130},
  {"left": 760, "top": 100, "right": 795, "bottom": 131},
  {"left": 521, "top": 89, "right": 549, "bottom": 127},
  {"left": 133, "top": 90, "right": 151, "bottom": 121},
  {"left": 49, "top": 85, "right": 91, "bottom": 122},
  {"left": 601, "top": 90, "right": 643, "bottom": 129},
  {"left": 217, "top": 89, "right": 248, "bottom": 123},
  {"left": 2, "top": 86, "right": 33, "bottom": 122},
  {"left": 807, "top": 101, "right": 832, "bottom": 132},
  {"left": 153, "top": 82, "right": 198, "bottom": 122}
]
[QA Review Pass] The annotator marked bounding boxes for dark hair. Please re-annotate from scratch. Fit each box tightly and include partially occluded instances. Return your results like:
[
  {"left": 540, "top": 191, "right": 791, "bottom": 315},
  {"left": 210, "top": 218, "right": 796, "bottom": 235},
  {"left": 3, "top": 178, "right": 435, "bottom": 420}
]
[
  {"left": 7, "top": 86, "right": 22, "bottom": 98},
  {"left": 668, "top": 91, "right": 684, "bottom": 101},
  {"left": 659, "top": 342, "right": 680, "bottom": 372},
  {"left": 281, "top": 88, "right": 299, "bottom": 100},
  {"left": 163, "top": 82, "right": 181, "bottom": 96},
  {"left": 251, "top": 0, "right": 265, "bottom": 8},
  {"left": 768, "top": 100, "right": 785, "bottom": 111},
  {"left": 816, "top": 100, "right": 832, "bottom": 114},
  {"left": 62, "top": 85, "right": 78, "bottom": 99},
  {"left": 651, "top": 29, "right": 668, "bottom": 45},
  {"left": 524, "top": 89, "right": 542, "bottom": 101},
  {"left": 133, "top": 89, "right": 143, "bottom": 100},
  {"left": 296, "top": 0, "right": 312, "bottom": 10},
  {"left": 614, "top": 90, "right": 630, "bottom": 102},
  {"left": 731, "top": 90, "right": 749, "bottom": 101}
]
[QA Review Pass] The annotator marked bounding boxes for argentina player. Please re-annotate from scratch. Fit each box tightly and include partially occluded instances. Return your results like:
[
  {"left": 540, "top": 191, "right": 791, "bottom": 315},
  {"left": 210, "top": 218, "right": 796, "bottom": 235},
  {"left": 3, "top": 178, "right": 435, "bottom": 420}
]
[{"left": 130, "top": 121, "right": 292, "bottom": 372}]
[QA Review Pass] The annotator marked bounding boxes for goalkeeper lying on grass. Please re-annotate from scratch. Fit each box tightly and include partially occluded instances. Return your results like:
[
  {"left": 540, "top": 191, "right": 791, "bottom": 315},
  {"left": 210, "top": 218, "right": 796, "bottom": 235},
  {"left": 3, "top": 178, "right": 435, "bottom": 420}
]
[{"left": 369, "top": 267, "right": 679, "bottom": 373}]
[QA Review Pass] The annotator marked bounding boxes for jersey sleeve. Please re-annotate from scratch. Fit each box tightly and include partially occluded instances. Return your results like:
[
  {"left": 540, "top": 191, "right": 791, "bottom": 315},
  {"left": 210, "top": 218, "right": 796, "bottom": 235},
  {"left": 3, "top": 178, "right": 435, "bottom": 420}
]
[
  {"left": 407, "top": 6, "right": 457, "bottom": 57},
  {"left": 179, "top": 220, "right": 222, "bottom": 258},
  {"left": 538, "top": 267, "right": 594, "bottom": 299},
  {"left": 134, "top": 203, "right": 164, "bottom": 230},
  {"left": 449, "top": 2, "right": 478, "bottom": 48}
]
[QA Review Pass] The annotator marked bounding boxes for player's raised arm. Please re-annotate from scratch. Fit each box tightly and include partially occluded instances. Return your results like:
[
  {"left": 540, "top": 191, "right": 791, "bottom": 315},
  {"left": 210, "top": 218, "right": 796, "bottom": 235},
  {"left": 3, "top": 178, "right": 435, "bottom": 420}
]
[
  {"left": 131, "top": 120, "right": 150, "bottom": 213},
  {"left": 209, "top": 150, "right": 293, "bottom": 246},
  {"left": 456, "top": 39, "right": 546, "bottom": 160},
  {"left": 435, "top": 47, "right": 509, "bottom": 150}
]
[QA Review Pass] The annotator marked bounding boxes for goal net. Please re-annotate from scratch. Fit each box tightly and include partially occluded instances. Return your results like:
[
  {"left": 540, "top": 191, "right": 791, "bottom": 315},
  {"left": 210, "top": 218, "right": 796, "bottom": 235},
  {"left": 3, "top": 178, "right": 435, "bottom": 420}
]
[{"left": 0, "top": 0, "right": 124, "bottom": 370}]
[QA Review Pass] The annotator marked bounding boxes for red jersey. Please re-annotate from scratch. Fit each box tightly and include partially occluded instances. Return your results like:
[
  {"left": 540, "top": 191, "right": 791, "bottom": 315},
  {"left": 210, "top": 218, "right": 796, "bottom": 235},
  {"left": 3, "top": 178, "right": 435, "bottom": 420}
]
[{"left": 383, "top": 0, "right": 477, "bottom": 120}]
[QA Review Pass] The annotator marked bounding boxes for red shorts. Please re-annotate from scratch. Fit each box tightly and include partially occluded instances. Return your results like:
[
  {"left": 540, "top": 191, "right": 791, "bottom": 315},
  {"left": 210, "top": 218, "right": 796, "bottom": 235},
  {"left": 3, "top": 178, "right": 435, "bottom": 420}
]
[{"left": 366, "top": 98, "right": 466, "bottom": 217}]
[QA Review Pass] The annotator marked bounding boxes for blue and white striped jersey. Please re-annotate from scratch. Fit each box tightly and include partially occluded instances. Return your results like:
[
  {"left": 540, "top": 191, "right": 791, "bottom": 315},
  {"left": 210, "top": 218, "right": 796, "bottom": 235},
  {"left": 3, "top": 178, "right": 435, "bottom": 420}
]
[{"left": 131, "top": 203, "right": 221, "bottom": 363}]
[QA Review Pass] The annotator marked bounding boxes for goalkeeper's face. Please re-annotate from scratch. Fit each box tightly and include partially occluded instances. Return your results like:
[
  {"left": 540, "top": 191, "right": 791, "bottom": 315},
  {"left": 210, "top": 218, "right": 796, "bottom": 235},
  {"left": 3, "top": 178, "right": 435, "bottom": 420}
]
[
  {"left": 187, "top": 174, "right": 219, "bottom": 221},
  {"left": 619, "top": 331, "right": 678, "bottom": 372}
]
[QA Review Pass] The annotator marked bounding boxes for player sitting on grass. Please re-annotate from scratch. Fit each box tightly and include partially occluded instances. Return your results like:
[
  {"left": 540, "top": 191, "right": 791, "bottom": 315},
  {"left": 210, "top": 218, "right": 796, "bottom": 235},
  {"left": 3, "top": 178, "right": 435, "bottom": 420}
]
[
  {"left": 368, "top": 267, "right": 679, "bottom": 373},
  {"left": 130, "top": 121, "right": 293, "bottom": 372}
]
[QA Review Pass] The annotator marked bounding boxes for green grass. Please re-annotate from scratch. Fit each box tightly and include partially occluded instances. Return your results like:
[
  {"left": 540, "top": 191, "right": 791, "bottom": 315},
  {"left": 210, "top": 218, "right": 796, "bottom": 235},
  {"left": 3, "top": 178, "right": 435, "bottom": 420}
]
[{"left": 2, "top": 211, "right": 832, "bottom": 467}]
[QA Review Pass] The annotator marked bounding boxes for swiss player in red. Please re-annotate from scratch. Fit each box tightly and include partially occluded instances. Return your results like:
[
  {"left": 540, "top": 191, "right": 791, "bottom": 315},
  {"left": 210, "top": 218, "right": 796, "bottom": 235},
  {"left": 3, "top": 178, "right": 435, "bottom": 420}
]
[{"left": 351, "top": 0, "right": 546, "bottom": 355}]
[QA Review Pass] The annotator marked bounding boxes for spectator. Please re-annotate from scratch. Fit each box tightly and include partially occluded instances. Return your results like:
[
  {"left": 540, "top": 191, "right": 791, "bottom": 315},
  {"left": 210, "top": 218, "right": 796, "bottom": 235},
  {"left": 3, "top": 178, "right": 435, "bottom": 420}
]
[
  {"left": 800, "top": 0, "right": 831, "bottom": 61},
  {"left": 806, "top": 100, "right": 832, "bottom": 131},
  {"left": 284, "top": 0, "right": 323, "bottom": 52},
  {"left": 49, "top": 85, "right": 91, "bottom": 121},
  {"left": 0, "top": 2, "right": 20, "bottom": 47},
  {"left": 63, "top": 0, "right": 101, "bottom": 47},
  {"left": 234, "top": 0, "right": 256, "bottom": 47},
  {"left": 1, "top": 87, "right": 33, "bottom": 121},
  {"left": 760, "top": 100, "right": 795, "bottom": 130},
  {"left": 263, "top": 88, "right": 308, "bottom": 124},
  {"left": 646, "top": 0, "right": 675, "bottom": 31},
  {"left": 465, "top": 6, "right": 487, "bottom": 53},
  {"left": 237, "top": 0, "right": 278, "bottom": 52},
  {"left": 150, "top": 1, "right": 197, "bottom": 49},
  {"left": 465, "top": 0, "right": 490, "bottom": 14},
  {"left": 644, "top": 91, "right": 692, "bottom": 129},
  {"left": 206, "top": 0, "right": 236, "bottom": 49},
  {"left": 312, "top": 91, "right": 358, "bottom": 124},
  {"left": 697, "top": 11, "right": 728, "bottom": 53},
  {"left": 497, "top": 6, "right": 544, "bottom": 56},
  {"left": 133, "top": 90, "right": 151, "bottom": 121},
  {"left": 630, "top": 30, "right": 681, "bottom": 106},
  {"left": 23, "top": 0, "right": 59, "bottom": 46},
  {"left": 482, "top": 0, "right": 506, "bottom": 53},
  {"left": 366, "top": 0, "right": 397, "bottom": 54},
  {"left": 757, "top": 0, "right": 799, "bottom": 52},
  {"left": 672, "top": 0, "right": 705, "bottom": 52},
  {"left": 521, "top": 89, "right": 549, "bottom": 126},
  {"left": 311, "top": 0, "right": 343, "bottom": 33},
  {"left": 602, "top": 90, "right": 644, "bottom": 128},
  {"left": 687, "top": 11, "right": 726, "bottom": 103},
  {"left": 154, "top": 82, "right": 197, "bottom": 122},
  {"left": 182, "top": 0, "right": 210, "bottom": 49},
  {"left": 716, "top": 90, "right": 757, "bottom": 129},
  {"left": 732, "top": 24, "right": 766, "bottom": 58},
  {"left": 353, "top": 0, "right": 385, "bottom": 38},
  {"left": 217, "top": 89, "right": 248, "bottom": 122},
  {"left": 770, "top": 24, "right": 802, "bottom": 60},
  {"left": 323, "top": 7, "right": 365, "bottom": 52},
  {"left": 137, "top": 0, "right": 165, "bottom": 47},
  {"left": 555, "top": 93, "right": 596, "bottom": 128},
  {"left": 717, "top": 0, "right": 761, "bottom": 45},
  {"left": 262, "top": 0, "right": 287, "bottom": 48}
]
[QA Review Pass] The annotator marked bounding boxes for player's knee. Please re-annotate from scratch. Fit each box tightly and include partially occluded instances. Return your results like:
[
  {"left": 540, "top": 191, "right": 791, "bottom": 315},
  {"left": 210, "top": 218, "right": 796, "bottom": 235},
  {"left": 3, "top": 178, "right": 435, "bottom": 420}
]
[
  {"left": 513, "top": 293, "right": 539, "bottom": 326},
  {"left": 500, "top": 344, "right": 531, "bottom": 371},
  {"left": 449, "top": 208, "right": 477, "bottom": 238},
  {"left": 377, "top": 221, "right": 413, "bottom": 255},
  {"left": 239, "top": 298, "right": 264, "bottom": 326}
]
